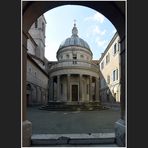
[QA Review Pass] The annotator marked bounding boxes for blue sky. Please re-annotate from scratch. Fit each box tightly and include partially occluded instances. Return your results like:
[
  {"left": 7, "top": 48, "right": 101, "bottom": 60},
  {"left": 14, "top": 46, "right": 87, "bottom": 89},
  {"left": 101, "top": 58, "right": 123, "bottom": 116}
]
[{"left": 44, "top": 5, "right": 116, "bottom": 61}]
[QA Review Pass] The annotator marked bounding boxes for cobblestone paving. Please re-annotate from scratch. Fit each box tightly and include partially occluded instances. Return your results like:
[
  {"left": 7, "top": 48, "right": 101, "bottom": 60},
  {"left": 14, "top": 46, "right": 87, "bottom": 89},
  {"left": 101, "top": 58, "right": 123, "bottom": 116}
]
[{"left": 27, "top": 107, "right": 120, "bottom": 134}]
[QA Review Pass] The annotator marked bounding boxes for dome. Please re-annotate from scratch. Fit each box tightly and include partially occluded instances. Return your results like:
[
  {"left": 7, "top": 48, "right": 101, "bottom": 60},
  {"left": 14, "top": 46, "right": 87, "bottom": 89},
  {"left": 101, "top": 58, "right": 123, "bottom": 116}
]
[
  {"left": 59, "top": 36, "right": 90, "bottom": 50},
  {"left": 58, "top": 22, "right": 91, "bottom": 52}
]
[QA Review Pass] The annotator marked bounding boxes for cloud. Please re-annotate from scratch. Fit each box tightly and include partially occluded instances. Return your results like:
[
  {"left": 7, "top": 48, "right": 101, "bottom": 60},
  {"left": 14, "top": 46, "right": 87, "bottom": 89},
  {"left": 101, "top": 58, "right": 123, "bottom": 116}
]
[
  {"left": 92, "top": 26, "right": 106, "bottom": 36},
  {"left": 95, "top": 37, "right": 108, "bottom": 49},
  {"left": 85, "top": 25, "right": 106, "bottom": 39},
  {"left": 84, "top": 12, "right": 105, "bottom": 23}
]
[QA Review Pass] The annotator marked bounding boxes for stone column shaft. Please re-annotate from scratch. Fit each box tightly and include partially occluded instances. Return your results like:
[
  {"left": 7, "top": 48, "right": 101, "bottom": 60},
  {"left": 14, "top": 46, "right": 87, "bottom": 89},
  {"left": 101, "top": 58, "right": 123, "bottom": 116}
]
[
  {"left": 67, "top": 74, "right": 70, "bottom": 101},
  {"left": 49, "top": 77, "right": 54, "bottom": 101},
  {"left": 89, "top": 76, "right": 92, "bottom": 102},
  {"left": 48, "top": 79, "right": 50, "bottom": 102},
  {"left": 95, "top": 77, "right": 99, "bottom": 101},
  {"left": 79, "top": 74, "right": 83, "bottom": 102},
  {"left": 57, "top": 75, "right": 61, "bottom": 101}
]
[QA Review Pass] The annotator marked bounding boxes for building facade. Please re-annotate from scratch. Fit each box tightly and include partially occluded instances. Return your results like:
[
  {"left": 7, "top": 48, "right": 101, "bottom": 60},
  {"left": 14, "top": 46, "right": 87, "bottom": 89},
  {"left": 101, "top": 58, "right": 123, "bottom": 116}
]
[
  {"left": 26, "top": 15, "right": 121, "bottom": 107},
  {"left": 48, "top": 23, "right": 100, "bottom": 104},
  {"left": 99, "top": 32, "right": 121, "bottom": 105},
  {"left": 26, "top": 15, "right": 49, "bottom": 106}
]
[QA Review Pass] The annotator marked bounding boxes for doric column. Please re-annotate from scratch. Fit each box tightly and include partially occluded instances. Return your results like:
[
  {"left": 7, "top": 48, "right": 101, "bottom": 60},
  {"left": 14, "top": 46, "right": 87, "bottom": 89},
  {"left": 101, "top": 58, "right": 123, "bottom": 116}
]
[
  {"left": 49, "top": 76, "right": 54, "bottom": 101},
  {"left": 48, "top": 79, "right": 50, "bottom": 102},
  {"left": 95, "top": 77, "right": 99, "bottom": 101},
  {"left": 79, "top": 74, "right": 83, "bottom": 102},
  {"left": 89, "top": 76, "right": 92, "bottom": 102},
  {"left": 67, "top": 74, "right": 70, "bottom": 101},
  {"left": 57, "top": 75, "right": 61, "bottom": 101}
]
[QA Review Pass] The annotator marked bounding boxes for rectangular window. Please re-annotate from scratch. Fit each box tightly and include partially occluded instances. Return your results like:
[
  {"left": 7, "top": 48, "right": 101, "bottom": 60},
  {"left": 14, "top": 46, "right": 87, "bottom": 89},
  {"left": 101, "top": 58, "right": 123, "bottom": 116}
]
[
  {"left": 35, "top": 20, "right": 38, "bottom": 28},
  {"left": 42, "top": 23, "right": 44, "bottom": 31},
  {"left": 106, "top": 53, "right": 110, "bottom": 64},
  {"left": 113, "top": 43, "right": 117, "bottom": 55},
  {"left": 101, "top": 61, "right": 104, "bottom": 69},
  {"left": 113, "top": 70, "right": 116, "bottom": 81},
  {"left": 118, "top": 41, "right": 120, "bottom": 52},
  {"left": 113, "top": 69, "right": 118, "bottom": 81},
  {"left": 116, "top": 69, "right": 118, "bottom": 80},
  {"left": 80, "top": 55, "right": 84, "bottom": 58},
  {"left": 73, "top": 61, "right": 77, "bottom": 64},
  {"left": 66, "top": 54, "right": 69, "bottom": 59},
  {"left": 73, "top": 54, "right": 77, "bottom": 64},
  {"left": 42, "top": 22, "right": 45, "bottom": 36},
  {"left": 73, "top": 54, "right": 77, "bottom": 59}
]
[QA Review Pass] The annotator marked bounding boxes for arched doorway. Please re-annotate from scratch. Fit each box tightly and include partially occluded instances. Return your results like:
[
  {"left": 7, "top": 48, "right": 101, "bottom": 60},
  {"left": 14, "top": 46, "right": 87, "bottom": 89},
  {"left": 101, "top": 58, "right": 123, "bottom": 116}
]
[{"left": 22, "top": 1, "right": 126, "bottom": 147}]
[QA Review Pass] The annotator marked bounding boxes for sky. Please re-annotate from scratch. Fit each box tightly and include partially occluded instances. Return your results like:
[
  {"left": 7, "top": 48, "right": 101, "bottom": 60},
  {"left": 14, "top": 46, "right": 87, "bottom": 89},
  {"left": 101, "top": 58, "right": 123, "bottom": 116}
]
[{"left": 44, "top": 5, "right": 116, "bottom": 61}]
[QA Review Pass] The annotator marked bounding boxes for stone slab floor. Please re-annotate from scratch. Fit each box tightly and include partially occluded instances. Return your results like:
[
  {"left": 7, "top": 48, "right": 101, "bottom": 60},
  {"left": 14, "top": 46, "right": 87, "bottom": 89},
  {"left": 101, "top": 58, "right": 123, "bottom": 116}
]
[{"left": 27, "top": 107, "right": 120, "bottom": 134}]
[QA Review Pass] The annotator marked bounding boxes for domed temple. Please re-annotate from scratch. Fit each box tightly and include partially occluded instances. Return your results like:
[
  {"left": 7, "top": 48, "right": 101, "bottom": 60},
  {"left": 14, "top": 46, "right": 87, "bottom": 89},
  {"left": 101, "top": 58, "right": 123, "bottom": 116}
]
[{"left": 48, "top": 22, "right": 100, "bottom": 105}]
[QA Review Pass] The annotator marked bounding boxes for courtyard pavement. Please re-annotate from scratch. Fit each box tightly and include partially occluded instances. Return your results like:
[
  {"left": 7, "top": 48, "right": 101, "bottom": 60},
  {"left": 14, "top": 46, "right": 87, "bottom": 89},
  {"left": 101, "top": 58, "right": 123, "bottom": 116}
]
[{"left": 27, "top": 107, "right": 120, "bottom": 134}]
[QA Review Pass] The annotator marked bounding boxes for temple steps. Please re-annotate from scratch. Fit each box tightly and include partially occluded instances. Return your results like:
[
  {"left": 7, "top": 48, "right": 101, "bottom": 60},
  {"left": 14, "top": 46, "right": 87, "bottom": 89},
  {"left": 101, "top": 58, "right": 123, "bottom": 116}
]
[
  {"left": 31, "top": 133, "right": 117, "bottom": 146},
  {"left": 39, "top": 102, "right": 108, "bottom": 111}
]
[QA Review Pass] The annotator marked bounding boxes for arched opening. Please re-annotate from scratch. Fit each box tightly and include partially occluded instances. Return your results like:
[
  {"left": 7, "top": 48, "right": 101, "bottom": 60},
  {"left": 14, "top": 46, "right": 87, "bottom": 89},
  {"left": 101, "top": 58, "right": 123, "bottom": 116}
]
[{"left": 22, "top": 1, "right": 126, "bottom": 147}]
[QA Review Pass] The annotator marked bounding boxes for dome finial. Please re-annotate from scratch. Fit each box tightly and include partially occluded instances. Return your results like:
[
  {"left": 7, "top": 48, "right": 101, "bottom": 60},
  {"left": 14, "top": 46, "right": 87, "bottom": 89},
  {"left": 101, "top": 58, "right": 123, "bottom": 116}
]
[
  {"left": 72, "top": 19, "right": 78, "bottom": 36},
  {"left": 74, "top": 19, "right": 76, "bottom": 27}
]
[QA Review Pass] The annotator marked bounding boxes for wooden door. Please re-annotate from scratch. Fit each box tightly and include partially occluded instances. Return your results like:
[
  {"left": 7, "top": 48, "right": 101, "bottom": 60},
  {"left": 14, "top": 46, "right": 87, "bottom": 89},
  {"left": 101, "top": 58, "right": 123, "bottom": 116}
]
[{"left": 72, "top": 85, "right": 78, "bottom": 101}]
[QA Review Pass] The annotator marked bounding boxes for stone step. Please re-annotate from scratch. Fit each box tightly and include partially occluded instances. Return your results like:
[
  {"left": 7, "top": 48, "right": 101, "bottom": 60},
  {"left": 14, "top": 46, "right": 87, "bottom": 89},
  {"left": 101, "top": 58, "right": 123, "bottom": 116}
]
[
  {"left": 31, "top": 133, "right": 116, "bottom": 146},
  {"left": 39, "top": 102, "right": 107, "bottom": 111}
]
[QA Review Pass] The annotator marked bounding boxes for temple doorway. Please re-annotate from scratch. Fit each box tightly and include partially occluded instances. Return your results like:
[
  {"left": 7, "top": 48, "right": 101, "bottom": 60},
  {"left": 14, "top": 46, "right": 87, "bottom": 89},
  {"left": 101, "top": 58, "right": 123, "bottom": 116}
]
[{"left": 72, "top": 85, "right": 78, "bottom": 101}]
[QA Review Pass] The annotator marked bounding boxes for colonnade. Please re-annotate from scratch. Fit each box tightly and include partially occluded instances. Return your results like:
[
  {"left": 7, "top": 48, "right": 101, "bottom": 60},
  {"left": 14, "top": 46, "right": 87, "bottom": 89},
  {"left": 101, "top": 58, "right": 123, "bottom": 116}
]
[{"left": 49, "top": 74, "right": 99, "bottom": 102}]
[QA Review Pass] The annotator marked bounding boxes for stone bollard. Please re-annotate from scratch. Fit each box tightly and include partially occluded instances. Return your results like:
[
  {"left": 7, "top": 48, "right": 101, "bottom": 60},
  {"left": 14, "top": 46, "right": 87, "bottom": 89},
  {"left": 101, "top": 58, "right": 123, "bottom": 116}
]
[
  {"left": 22, "top": 120, "right": 32, "bottom": 147},
  {"left": 115, "top": 119, "right": 125, "bottom": 146}
]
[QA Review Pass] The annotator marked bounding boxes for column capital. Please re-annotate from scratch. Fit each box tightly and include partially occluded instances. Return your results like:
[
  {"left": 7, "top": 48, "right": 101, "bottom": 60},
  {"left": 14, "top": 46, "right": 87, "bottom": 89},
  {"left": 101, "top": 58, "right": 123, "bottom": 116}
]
[
  {"left": 57, "top": 75, "right": 60, "bottom": 78},
  {"left": 67, "top": 74, "right": 71, "bottom": 77}
]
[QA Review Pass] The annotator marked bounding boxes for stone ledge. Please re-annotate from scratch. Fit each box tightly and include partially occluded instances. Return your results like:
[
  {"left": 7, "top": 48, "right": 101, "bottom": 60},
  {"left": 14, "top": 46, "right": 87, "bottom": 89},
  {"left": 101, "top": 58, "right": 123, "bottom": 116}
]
[{"left": 31, "top": 133, "right": 115, "bottom": 145}]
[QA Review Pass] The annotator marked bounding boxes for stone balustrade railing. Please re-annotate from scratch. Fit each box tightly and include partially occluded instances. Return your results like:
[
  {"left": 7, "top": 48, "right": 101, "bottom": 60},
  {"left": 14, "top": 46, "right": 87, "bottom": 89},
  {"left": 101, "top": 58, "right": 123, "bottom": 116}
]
[{"left": 48, "top": 60, "right": 99, "bottom": 72}]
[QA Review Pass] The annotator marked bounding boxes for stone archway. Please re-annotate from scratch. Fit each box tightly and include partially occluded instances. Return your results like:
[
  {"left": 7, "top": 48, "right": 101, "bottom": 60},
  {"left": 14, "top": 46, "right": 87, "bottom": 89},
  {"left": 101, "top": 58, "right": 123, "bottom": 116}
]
[{"left": 22, "top": 1, "right": 126, "bottom": 147}]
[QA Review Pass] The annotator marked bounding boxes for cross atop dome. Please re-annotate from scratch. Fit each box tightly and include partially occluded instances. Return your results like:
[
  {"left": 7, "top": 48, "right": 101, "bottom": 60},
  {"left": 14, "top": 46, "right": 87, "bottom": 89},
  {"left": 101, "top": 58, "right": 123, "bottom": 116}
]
[{"left": 72, "top": 19, "right": 78, "bottom": 37}]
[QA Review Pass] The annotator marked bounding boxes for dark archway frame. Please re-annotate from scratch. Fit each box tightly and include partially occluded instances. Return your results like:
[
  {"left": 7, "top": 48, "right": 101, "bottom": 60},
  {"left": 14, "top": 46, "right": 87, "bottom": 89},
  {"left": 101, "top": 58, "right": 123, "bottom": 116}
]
[{"left": 22, "top": 1, "right": 126, "bottom": 146}]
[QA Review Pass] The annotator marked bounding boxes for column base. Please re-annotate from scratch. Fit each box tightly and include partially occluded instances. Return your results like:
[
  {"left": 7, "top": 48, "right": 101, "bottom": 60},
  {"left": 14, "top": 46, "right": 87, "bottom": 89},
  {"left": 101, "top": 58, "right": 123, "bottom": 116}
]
[
  {"left": 22, "top": 120, "right": 32, "bottom": 147},
  {"left": 115, "top": 119, "right": 125, "bottom": 147}
]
